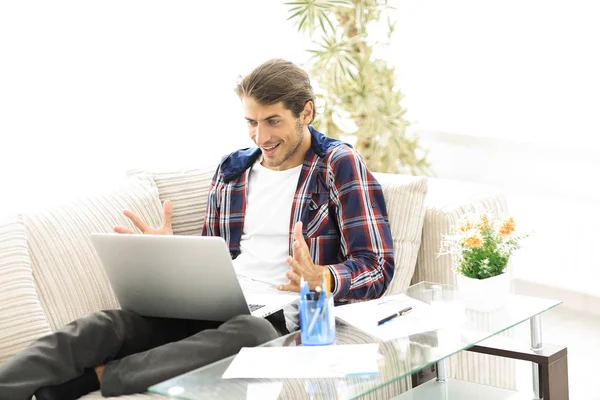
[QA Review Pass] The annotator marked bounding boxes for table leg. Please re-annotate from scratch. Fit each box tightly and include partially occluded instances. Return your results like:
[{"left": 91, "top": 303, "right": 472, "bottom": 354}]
[
  {"left": 436, "top": 359, "right": 447, "bottom": 382},
  {"left": 530, "top": 314, "right": 543, "bottom": 400}
]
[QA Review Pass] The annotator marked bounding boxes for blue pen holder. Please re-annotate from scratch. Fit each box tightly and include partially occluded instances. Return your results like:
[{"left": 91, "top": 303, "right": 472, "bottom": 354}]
[{"left": 299, "top": 294, "right": 336, "bottom": 346}]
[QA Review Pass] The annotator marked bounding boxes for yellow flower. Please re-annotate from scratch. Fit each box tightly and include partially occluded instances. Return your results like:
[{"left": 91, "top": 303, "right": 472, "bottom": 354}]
[
  {"left": 459, "top": 218, "right": 472, "bottom": 232},
  {"left": 462, "top": 232, "right": 483, "bottom": 248},
  {"left": 499, "top": 217, "right": 515, "bottom": 236},
  {"left": 480, "top": 213, "right": 490, "bottom": 229}
]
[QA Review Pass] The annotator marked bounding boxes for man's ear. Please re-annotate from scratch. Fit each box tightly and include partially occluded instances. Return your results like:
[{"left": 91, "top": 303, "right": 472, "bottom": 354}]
[{"left": 302, "top": 101, "right": 314, "bottom": 124}]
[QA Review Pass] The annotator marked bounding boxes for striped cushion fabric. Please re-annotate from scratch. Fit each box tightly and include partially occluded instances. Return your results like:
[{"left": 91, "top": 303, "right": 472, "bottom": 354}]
[
  {"left": 24, "top": 175, "right": 163, "bottom": 331},
  {"left": 0, "top": 215, "right": 51, "bottom": 365},
  {"left": 128, "top": 166, "right": 217, "bottom": 236},
  {"left": 373, "top": 173, "right": 428, "bottom": 295}
]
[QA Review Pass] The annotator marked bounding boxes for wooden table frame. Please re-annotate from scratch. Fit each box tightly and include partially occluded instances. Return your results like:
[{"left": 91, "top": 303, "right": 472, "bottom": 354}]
[{"left": 412, "top": 316, "right": 569, "bottom": 399}]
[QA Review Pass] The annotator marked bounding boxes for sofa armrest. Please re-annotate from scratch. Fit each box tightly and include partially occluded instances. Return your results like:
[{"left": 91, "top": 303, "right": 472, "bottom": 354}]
[
  {"left": 413, "top": 177, "right": 515, "bottom": 390},
  {"left": 413, "top": 177, "right": 509, "bottom": 286}
]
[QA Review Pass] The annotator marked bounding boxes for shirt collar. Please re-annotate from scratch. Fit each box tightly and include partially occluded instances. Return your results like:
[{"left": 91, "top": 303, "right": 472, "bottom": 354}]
[{"left": 220, "top": 125, "right": 345, "bottom": 183}]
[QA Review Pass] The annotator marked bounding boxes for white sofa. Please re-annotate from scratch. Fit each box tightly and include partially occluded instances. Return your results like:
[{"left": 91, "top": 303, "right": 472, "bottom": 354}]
[{"left": 0, "top": 165, "right": 511, "bottom": 399}]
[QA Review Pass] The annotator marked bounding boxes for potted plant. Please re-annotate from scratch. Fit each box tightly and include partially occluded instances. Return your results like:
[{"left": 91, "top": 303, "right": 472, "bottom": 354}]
[
  {"left": 286, "top": 0, "right": 430, "bottom": 175},
  {"left": 438, "top": 212, "right": 529, "bottom": 312}
]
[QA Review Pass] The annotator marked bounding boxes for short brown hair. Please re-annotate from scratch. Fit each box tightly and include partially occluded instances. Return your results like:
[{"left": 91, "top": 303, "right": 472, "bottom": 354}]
[{"left": 235, "top": 59, "right": 316, "bottom": 123}]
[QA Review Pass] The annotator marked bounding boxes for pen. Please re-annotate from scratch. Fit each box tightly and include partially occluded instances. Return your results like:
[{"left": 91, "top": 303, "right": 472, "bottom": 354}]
[
  {"left": 300, "top": 276, "right": 309, "bottom": 300},
  {"left": 377, "top": 306, "right": 413, "bottom": 326}
]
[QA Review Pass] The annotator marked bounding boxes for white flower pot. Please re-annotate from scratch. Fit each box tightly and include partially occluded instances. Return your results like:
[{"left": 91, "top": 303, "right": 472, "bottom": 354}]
[{"left": 456, "top": 272, "right": 510, "bottom": 312}]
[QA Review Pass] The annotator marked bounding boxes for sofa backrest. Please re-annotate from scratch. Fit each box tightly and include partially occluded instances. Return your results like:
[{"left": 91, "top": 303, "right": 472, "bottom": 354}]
[
  {"left": 127, "top": 166, "right": 215, "bottom": 236},
  {"left": 21, "top": 175, "right": 164, "bottom": 331},
  {"left": 135, "top": 167, "right": 428, "bottom": 296},
  {"left": 373, "top": 173, "right": 428, "bottom": 294},
  {"left": 0, "top": 215, "right": 51, "bottom": 365}
]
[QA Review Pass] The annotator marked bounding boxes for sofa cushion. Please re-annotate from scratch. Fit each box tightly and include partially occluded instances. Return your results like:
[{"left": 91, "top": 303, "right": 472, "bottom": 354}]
[
  {"left": 24, "top": 175, "right": 164, "bottom": 331},
  {"left": 0, "top": 215, "right": 52, "bottom": 365},
  {"left": 128, "top": 166, "right": 216, "bottom": 236},
  {"left": 372, "top": 173, "right": 428, "bottom": 295}
]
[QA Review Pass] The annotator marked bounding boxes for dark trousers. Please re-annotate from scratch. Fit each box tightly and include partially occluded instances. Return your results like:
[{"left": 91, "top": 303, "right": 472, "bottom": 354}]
[{"left": 0, "top": 310, "right": 279, "bottom": 399}]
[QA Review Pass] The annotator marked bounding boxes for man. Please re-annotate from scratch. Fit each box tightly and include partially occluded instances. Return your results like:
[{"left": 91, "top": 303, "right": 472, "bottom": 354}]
[{"left": 0, "top": 58, "right": 394, "bottom": 399}]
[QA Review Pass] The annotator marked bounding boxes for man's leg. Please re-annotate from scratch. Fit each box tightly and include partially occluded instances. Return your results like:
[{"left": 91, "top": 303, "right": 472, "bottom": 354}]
[
  {"left": 0, "top": 309, "right": 195, "bottom": 400},
  {"left": 101, "top": 315, "right": 279, "bottom": 397}
]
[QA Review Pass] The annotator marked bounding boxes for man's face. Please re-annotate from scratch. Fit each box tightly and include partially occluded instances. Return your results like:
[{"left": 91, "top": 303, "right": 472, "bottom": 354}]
[{"left": 243, "top": 96, "right": 310, "bottom": 171}]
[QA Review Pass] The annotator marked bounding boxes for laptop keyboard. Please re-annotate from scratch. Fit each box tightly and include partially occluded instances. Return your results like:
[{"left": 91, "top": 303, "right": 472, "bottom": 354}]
[{"left": 248, "top": 303, "right": 265, "bottom": 312}]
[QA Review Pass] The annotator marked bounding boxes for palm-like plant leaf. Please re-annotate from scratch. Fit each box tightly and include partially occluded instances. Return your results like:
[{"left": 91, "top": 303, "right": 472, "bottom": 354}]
[
  {"left": 286, "top": 0, "right": 431, "bottom": 174},
  {"left": 285, "top": 0, "right": 351, "bottom": 36}
]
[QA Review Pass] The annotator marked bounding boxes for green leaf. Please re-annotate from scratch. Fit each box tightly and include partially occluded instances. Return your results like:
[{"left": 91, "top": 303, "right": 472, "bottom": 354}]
[
  {"left": 298, "top": 14, "right": 308, "bottom": 31},
  {"left": 287, "top": 9, "right": 305, "bottom": 21},
  {"left": 321, "top": 11, "right": 336, "bottom": 33},
  {"left": 287, "top": 0, "right": 430, "bottom": 175},
  {"left": 318, "top": 14, "right": 328, "bottom": 35}
]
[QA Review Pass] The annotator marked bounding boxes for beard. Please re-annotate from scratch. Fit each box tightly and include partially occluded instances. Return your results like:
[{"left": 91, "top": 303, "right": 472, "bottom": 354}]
[{"left": 263, "top": 120, "right": 304, "bottom": 169}]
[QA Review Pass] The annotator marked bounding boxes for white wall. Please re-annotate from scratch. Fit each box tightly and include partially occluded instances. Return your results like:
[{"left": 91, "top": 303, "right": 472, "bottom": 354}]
[
  {"left": 389, "top": 0, "right": 600, "bottom": 294},
  {"left": 391, "top": 0, "right": 600, "bottom": 147},
  {"left": 420, "top": 130, "right": 600, "bottom": 294},
  {"left": 2, "top": 1, "right": 599, "bottom": 293},
  {"left": 0, "top": 0, "right": 308, "bottom": 216}
]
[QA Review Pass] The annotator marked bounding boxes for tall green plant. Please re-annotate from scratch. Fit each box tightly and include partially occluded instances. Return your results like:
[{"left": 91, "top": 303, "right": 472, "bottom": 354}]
[{"left": 286, "top": 0, "right": 430, "bottom": 174}]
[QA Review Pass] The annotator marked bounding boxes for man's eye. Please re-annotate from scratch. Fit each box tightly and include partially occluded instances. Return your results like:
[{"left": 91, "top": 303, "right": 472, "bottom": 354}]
[
  {"left": 247, "top": 120, "right": 257, "bottom": 126},
  {"left": 269, "top": 120, "right": 280, "bottom": 126}
]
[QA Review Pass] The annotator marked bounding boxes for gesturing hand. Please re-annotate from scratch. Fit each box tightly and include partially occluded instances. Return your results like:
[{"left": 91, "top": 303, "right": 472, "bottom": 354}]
[
  {"left": 278, "top": 221, "right": 330, "bottom": 293},
  {"left": 113, "top": 200, "right": 174, "bottom": 235}
]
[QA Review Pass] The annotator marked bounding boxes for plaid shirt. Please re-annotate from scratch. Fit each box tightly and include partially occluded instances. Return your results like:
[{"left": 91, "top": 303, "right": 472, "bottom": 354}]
[{"left": 202, "top": 127, "right": 394, "bottom": 301}]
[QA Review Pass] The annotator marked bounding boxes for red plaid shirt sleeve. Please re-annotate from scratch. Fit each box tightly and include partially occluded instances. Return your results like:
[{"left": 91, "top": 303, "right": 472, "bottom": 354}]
[
  {"left": 202, "top": 168, "right": 221, "bottom": 237},
  {"left": 326, "top": 147, "right": 395, "bottom": 301}
]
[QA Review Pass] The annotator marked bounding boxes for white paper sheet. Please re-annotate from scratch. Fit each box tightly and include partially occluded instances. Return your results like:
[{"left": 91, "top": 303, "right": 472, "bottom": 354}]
[
  {"left": 222, "top": 344, "right": 380, "bottom": 379},
  {"left": 245, "top": 382, "right": 283, "bottom": 400},
  {"left": 334, "top": 294, "right": 446, "bottom": 341}
]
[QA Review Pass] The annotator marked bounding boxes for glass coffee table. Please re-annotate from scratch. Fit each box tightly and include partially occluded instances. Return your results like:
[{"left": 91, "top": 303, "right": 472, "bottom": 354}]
[{"left": 149, "top": 282, "right": 562, "bottom": 399}]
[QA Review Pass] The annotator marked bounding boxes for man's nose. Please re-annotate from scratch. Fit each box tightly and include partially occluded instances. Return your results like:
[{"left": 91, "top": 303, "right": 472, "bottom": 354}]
[{"left": 255, "top": 124, "right": 270, "bottom": 146}]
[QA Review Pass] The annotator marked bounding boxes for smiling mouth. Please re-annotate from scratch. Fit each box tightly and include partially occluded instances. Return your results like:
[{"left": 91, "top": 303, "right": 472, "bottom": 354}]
[{"left": 262, "top": 143, "right": 280, "bottom": 155}]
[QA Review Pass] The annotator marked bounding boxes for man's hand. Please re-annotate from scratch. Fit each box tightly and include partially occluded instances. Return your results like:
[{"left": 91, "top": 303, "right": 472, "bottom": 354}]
[
  {"left": 278, "top": 221, "right": 332, "bottom": 293},
  {"left": 113, "top": 200, "right": 174, "bottom": 235}
]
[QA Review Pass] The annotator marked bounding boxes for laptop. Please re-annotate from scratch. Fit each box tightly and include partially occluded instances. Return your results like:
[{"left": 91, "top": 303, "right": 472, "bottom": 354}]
[{"left": 90, "top": 233, "right": 299, "bottom": 321}]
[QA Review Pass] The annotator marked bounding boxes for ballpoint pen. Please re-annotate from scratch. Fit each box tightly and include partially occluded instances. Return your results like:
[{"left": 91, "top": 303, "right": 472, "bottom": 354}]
[
  {"left": 300, "top": 276, "right": 309, "bottom": 300},
  {"left": 377, "top": 306, "right": 413, "bottom": 326},
  {"left": 307, "top": 271, "right": 327, "bottom": 336}
]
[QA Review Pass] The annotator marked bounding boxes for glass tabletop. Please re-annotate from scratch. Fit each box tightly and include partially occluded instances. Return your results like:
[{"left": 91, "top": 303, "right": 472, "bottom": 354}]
[{"left": 149, "top": 282, "right": 561, "bottom": 400}]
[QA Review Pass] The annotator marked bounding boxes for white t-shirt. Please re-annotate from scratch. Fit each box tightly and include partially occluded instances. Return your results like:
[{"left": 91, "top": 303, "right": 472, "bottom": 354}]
[{"left": 232, "top": 160, "right": 302, "bottom": 286}]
